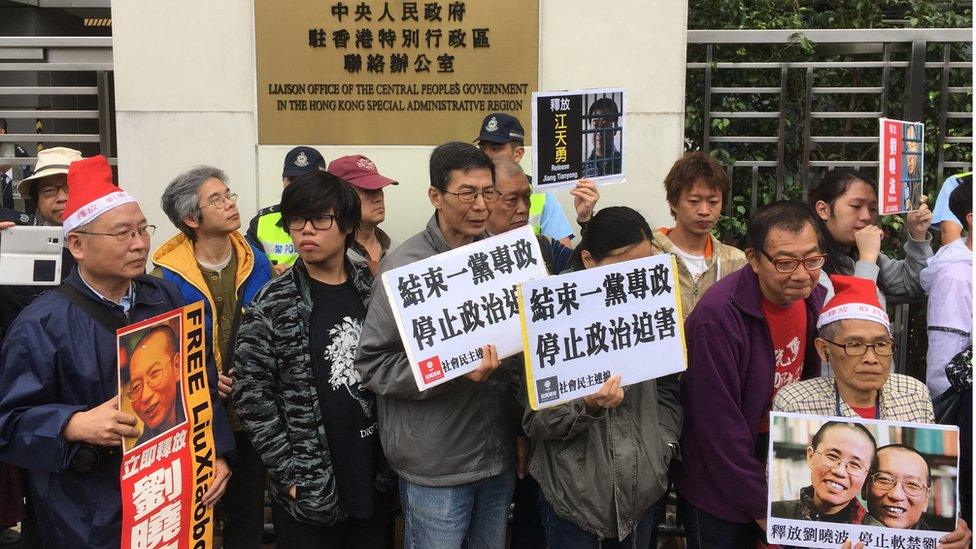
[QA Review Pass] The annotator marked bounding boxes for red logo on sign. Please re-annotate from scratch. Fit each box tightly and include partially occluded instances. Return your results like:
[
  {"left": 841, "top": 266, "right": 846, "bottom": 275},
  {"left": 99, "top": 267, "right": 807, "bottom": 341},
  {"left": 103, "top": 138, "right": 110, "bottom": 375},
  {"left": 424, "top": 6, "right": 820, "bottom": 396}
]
[{"left": 420, "top": 356, "right": 444, "bottom": 383}]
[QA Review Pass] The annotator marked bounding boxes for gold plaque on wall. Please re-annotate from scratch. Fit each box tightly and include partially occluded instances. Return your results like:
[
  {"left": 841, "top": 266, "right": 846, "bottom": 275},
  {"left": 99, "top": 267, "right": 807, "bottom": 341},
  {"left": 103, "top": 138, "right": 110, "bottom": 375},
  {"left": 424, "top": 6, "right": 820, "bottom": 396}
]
[{"left": 255, "top": 0, "right": 539, "bottom": 145}]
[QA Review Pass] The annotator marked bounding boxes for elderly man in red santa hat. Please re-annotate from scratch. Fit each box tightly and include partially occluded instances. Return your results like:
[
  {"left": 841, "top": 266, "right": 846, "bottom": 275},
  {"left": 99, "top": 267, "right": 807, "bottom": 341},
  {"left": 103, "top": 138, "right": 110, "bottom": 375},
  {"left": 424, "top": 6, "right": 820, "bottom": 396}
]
[
  {"left": 774, "top": 274, "right": 970, "bottom": 549},
  {"left": 0, "top": 155, "right": 234, "bottom": 549}
]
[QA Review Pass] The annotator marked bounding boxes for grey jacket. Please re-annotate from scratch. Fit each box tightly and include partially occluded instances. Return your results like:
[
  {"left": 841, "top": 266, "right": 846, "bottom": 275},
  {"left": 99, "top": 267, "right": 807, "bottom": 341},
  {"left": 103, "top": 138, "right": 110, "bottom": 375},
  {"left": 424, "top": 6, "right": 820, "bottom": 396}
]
[
  {"left": 523, "top": 375, "right": 682, "bottom": 540},
  {"left": 355, "top": 214, "right": 521, "bottom": 486},
  {"left": 820, "top": 234, "right": 933, "bottom": 307}
]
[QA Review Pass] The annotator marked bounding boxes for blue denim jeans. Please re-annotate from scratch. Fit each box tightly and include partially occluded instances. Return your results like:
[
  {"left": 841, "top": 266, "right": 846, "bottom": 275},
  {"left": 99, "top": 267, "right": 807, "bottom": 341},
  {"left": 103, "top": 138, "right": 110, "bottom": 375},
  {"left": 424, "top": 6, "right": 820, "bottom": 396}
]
[
  {"left": 539, "top": 493, "right": 655, "bottom": 549},
  {"left": 400, "top": 469, "right": 516, "bottom": 549}
]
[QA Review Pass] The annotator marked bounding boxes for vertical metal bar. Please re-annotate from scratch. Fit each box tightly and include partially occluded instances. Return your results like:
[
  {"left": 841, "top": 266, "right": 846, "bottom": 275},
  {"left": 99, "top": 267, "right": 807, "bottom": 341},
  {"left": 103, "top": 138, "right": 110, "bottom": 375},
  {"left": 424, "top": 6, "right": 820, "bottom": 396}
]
[
  {"left": 703, "top": 44, "right": 713, "bottom": 155},
  {"left": 97, "top": 70, "right": 113, "bottom": 157},
  {"left": 904, "top": 40, "right": 926, "bottom": 122},
  {"left": 723, "top": 164, "right": 733, "bottom": 217},
  {"left": 775, "top": 67, "right": 787, "bottom": 200},
  {"left": 801, "top": 67, "right": 814, "bottom": 198},
  {"left": 880, "top": 43, "right": 891, "bottom": 116},
  {"left": 936, "top": 44, "right": 950, "bottom": 185},
  {"left": 750, "top": 165, "right": 759, "bottom": 216}
]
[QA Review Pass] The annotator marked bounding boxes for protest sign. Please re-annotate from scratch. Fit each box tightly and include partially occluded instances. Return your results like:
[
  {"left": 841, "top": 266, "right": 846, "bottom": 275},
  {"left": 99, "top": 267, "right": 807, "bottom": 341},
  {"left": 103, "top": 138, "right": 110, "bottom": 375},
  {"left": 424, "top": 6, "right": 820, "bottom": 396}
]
[
  {"left": 519, "top": 254, "right": 686, "bottom": 410},
  {"left": 118, "top": 302, "right": 217, "bottom": 549},
  {"left": 382, "top": 225, "right": 547, "bottom": 391},
  {"left": 768, "top": 411, "right": 960, "bottom": 549},
  {"left": 531, "top": 87, "right": 625, "bottom": 192},
  {"left": 879, "top": 118, "right": 924, "bottom": 215}
]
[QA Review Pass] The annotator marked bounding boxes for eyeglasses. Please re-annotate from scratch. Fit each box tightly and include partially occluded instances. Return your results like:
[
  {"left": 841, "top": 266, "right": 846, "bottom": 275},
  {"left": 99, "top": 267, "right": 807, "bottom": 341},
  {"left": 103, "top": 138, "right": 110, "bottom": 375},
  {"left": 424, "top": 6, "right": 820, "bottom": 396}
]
[
  {"left": 75, "top": 225, "right": 155, "bottom": 241},
  {"left": 813, "top": 449, "right": 868, "bottom": 477},
  {"left": 871, "top": 472, "right": 929, "bottom": 497},
  {"left": 38, "top": 182, "right": 68, "bottom": 199},
  {"left": 821, "top": 338, "right": 895, "bottom": 357},
  {"left": 201, "top": 193, "right": 238, "bottom": 210},
  {"left": 760, "top": 250, "right": 827, "bottom": 273},
  {"left": 502, "top": 192, "right": 532, "bottom": 208},
  {"left": 442, "top": 188, "right": 500, "bottom": 203},
  {"left": 125, "top": 366, "right": 168, "bottom": 400},
  {"left": 284, "top": 214, "right": 335, "bottom": 231}
]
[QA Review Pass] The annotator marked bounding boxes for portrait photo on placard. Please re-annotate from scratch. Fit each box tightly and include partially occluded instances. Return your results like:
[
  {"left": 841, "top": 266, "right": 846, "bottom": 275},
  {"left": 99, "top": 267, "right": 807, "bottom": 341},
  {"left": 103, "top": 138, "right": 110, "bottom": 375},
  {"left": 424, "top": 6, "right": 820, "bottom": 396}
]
[
  {"left": 118, "top": 316, "right": 187, "bottom": 452},
  {"left": 767, "top": 412, "right": 959, "bottom": 548}
]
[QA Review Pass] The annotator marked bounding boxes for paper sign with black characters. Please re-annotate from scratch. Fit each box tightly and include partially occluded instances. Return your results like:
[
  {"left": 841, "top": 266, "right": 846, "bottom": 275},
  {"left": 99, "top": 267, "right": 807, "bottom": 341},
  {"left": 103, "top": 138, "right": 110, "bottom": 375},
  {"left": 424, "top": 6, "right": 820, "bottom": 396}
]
[
  {"left": 768, "top": 412, "right": 960, "bottom": 549},
  {"left": 531, "top": 87, "right": 625, "bottom": 192},
  {"left": 382, "top": 225, "right": 547, "bottom": 391},
  {"left": 879, "top": 118, "right": 925, "bottom": 215},
  {"left": 519, "top": 254, "right": 686, "bottom": 410}
]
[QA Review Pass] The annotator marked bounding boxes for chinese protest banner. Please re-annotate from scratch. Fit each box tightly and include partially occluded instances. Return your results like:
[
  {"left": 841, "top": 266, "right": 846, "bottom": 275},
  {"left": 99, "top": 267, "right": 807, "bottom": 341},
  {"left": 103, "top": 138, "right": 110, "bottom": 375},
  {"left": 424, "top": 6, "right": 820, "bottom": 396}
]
[
  {"left": 768, "top": 412, "right": 960, "bottom": 549},
  {"left": 255, "top": 0, "right": 538, "bottom": 144},
  {"left": 519, "top": 254, "right": 685, "bottom": 410},
  {"left": 382, "top": 225, "right": 547, "bottom": 391},
  {"left": 879, "top": 118, "right": 924, "bottom": 215},
  {"left": 118, "top": 302, "right": 217, "bottom": 549},
  {"left": 531, "top": 87, "right": 626, "bottom": 192}
]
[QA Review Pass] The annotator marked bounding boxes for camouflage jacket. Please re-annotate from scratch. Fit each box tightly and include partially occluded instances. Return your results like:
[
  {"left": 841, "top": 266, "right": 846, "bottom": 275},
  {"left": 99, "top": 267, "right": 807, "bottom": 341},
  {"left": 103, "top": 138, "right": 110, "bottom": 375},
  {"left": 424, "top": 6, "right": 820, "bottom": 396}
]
[{"left": 233, "top": 258, "right": 393, "bottom": 525}]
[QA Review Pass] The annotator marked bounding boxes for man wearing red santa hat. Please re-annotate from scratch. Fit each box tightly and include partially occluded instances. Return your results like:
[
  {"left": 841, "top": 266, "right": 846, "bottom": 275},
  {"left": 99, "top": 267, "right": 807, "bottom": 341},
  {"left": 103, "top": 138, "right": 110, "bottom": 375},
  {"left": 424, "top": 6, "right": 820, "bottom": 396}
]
[
  {"left": 0, "top": 155, "right": 234, "bottom": 549},
  {"left": 775, "top": 275, "right": 970, "bottom": 549}
]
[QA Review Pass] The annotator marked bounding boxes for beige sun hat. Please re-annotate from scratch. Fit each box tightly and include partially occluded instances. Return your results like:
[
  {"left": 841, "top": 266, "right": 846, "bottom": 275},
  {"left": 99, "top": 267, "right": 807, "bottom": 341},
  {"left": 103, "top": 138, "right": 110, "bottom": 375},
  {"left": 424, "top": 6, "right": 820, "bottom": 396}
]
[{"left": 17, "top": 147, "right": 83, "bottom": 197}]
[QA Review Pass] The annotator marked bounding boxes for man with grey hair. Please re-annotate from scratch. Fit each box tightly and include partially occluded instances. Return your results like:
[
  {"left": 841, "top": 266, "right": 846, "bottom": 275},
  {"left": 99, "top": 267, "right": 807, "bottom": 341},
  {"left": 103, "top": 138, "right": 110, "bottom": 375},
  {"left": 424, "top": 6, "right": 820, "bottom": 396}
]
[
  {"left": 486, "top": 159, "right": 598, "bottom": 274},
  {"left": 152, "top": 165, "right": 272, "bottom": 549}
]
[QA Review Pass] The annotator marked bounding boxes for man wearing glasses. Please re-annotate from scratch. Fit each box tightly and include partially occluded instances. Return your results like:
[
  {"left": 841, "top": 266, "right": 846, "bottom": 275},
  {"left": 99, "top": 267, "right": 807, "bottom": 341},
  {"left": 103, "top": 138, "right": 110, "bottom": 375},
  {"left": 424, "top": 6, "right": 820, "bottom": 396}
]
[
  {"left": 673, "top": 200, "right": 828, "bottom": 549},
  {"left": 356, "top": 142, "right": 521, "bottom": 549},
  {"left": 0, "top": 147, "right": 83, "bottom": 337},
  {"left": 153, "top": 165, "right": 272, "bottom": 549},
  {"left": 234, "top": 170, "right": 395, "bottom": 547},
  {"left": 865, "top": 445, "right": 936, "bottom": 530},
  {"left": 122, "top": 325, "right": 185, "bottom": 448},
  {"left": 774, "top": 275, "right": 932, "bottom": 422},
  {"left": 583, "top": 97, "right": 622, "bottom": 178},
  {"left": 0, "top": 155, "right": 234, "bottom": 549},
  {"left": 774, "top": 275, "right": 971, "bottom": 547}
]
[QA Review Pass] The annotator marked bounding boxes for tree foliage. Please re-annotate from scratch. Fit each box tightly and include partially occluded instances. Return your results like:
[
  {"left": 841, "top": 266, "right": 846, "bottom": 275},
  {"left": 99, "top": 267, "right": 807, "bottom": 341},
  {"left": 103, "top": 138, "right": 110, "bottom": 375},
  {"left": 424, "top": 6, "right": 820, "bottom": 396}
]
[{"left": 686, "top": 1, "right": 973, "bottom": 251}]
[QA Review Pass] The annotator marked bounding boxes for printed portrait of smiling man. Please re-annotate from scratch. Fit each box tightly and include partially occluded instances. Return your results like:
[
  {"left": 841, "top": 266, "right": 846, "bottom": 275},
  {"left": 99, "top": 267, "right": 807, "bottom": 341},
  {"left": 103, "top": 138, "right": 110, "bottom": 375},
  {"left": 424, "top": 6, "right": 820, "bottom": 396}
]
[
  {"left": 864, "top": 444, "right": 933, "bottom": 530},
  {"left": 122, "top": 324, "right": 186, "bottom": 448}
]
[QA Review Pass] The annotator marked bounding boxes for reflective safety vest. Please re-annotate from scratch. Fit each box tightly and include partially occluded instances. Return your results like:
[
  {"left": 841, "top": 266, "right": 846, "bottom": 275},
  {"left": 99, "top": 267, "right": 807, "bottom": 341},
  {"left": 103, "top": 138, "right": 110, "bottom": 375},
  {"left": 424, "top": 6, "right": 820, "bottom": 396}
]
[
  {"left": 529, "top": 193, "right": 545, "bottom": 235},
  {"left": 256, "top": 211, "right": 298, "bottom": 266}
]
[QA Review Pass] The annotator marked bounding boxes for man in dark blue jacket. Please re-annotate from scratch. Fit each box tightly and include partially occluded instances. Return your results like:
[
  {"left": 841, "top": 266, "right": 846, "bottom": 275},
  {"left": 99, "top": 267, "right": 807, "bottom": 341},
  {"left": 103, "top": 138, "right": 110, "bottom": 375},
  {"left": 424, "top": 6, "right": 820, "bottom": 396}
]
[{"left": 0, "top": 155, "right": 234, "bottom": 549}]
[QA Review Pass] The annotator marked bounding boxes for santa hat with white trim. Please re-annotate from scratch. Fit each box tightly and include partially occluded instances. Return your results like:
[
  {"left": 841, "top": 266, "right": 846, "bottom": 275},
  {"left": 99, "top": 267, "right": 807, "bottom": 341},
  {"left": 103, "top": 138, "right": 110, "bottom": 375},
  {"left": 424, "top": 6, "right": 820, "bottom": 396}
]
[
  {"left": 62, "top": 155, "right": 136, "bottom": 234},
  {"left": 817, "top": 275, "right": 890, "bottom": 332}
]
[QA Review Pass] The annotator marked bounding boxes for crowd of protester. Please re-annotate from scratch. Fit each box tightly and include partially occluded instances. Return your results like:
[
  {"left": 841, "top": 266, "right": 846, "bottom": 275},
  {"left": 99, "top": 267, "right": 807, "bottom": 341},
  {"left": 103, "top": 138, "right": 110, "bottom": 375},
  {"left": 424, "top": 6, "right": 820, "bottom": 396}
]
[{"left": 0, "top": 112, "right": 971, "bottom": 549}]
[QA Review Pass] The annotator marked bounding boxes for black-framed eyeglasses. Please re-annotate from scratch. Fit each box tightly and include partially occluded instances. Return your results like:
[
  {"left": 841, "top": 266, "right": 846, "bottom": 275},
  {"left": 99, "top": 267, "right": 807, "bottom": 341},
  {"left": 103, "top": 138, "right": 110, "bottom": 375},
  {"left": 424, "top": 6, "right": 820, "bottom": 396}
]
[
  {"left": 38, "top": 182, "right": 69, "bottom": 198},
  {"left": 284, "top": 214, "right": 335, "bottom": 231},
  {"left": 760, "top": 250, "right": 827, "bottom": 273},
  {"left": 870, "top": 472, "right": 929, "bottom": 497},
  {"left": 821, "top": 338, "right": 895, "bottom": 357},
  {"left": 812, "top": 449, "right": 868, "bottom": 477},
  {"left": 126, "top": 366, "right": 168, "bottom": 400},
  {"left": 75, "top": 225, "right": 155, "bottom": 241},
  {"left": 442, "top": 188, "right": 501, "bottom": 203},
  {"left": 201, "top": 192, "right": 238, "bottom": 210}
]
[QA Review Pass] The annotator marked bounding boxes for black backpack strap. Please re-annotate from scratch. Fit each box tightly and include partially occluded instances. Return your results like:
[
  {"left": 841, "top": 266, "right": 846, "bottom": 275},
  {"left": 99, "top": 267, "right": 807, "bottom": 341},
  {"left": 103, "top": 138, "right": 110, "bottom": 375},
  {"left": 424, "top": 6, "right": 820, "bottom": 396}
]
[{"left": 54, "top": 283, "right": 125, "bottom": 334}]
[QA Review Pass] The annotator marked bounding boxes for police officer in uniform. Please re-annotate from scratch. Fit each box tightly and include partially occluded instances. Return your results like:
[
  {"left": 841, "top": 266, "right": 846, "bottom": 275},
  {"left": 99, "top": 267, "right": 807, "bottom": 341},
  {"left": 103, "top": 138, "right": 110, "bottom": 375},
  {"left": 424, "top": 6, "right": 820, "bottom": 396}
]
[{"left": 245, "top": 146, "right": 327, "bottom": 275}]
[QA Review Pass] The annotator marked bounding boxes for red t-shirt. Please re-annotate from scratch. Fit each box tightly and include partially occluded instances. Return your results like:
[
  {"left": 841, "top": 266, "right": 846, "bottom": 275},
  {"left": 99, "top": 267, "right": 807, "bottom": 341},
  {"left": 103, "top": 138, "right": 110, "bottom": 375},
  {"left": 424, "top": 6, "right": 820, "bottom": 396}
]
[
  {"left": 851, "top": 405, "right": 877, "bottom": 419},
  {"left": 760, "top": 297, "right": 807, "bottom": 432}
]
